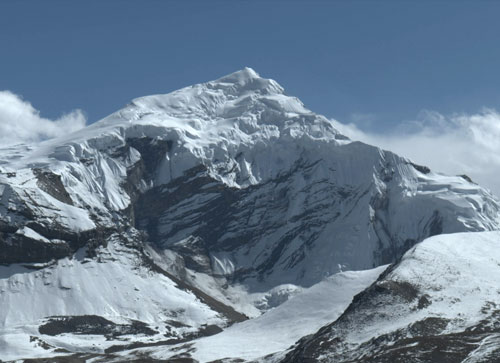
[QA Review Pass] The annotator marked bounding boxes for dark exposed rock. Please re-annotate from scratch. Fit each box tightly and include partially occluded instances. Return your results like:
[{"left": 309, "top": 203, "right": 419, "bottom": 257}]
[
  {"left": 39, "top": 315, "right": 157, "bottom": 337},
  {"left": 139, "top": 249, "right": 248, "bottom": 324},
  {"left": 0, "top": 223, "right": 111, "bottom": 264},
  {"left": 409, "top": 162, "right": 431, "bottom": 174},
  {"left": 29, "top": 335, "right": 55, "bottom": 350},
  {"left": 417, "top": 294, "right": 431, "bottom": 309},
  {"left": 126, "top": 137, "right": 172, "bottom": 181},
  {"left": 459, "top": 174, "right": 475, "bottom": 184},
  {"left": 283, "top": 312, "right": 500, "bottom": 363},
  {"left": 427, "top": 210, "right": 443, "bottom": 237},
  {"left": 133, "top": 159, "right": 384, "bottom": 286},
  {"left": 375, "top": 280, "right": 420, "bottom": 302},
  {"left": 33, "top": 168, "right": 74, "bottom": 206},
  {"left": 103, "top": 324, "right": 223, "bottom": 354},
  {"left": 343, "top": 322, "right": 500, "bottom": 363},
  {"left": 0, "top": 232, "right": 71, "bottom": 264}
]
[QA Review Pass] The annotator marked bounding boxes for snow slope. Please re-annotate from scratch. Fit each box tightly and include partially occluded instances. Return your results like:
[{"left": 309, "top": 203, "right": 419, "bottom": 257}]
[
  {"left": 283, "top": 231, "right": 500, "bottom": 362},
  {"left": 189, "top": 265, "right": 388, "bottom": 362},
  {"left": 0, "top": 234, "right": 236, "bottom": 361},
  {"left": 82, "top": 265, "right": 387, "bottom": 362}
]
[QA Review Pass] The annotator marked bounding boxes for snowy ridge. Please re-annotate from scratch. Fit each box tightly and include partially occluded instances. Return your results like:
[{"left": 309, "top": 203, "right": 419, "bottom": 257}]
[{"left": 283, "top": 231, "right": 500, "bottom": 362}]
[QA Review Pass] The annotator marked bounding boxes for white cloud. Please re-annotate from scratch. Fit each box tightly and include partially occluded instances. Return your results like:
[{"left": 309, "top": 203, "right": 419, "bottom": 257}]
[
  {"left": 0, "top": 90, "right": 87, "bottom": 146},
  {"left": 332, "top": 109, "right": 500, "bottom": 197}
]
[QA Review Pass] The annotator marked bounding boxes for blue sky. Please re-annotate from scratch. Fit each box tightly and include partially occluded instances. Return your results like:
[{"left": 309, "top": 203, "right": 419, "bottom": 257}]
[
  {"left": 2, "top": 1, "right": 500, "bottom": 195},
  {"left": 3, "top": 0, "right": 500, "bottom": 128}
]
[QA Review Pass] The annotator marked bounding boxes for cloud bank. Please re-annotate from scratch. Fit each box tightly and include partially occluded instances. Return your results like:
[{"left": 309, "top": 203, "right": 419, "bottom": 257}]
[
  {"left": 332, "top": 109, "right": 500, "bottom": 197},
  {"left": 0, "top": 91, "right": 87, "bottom": 146}
]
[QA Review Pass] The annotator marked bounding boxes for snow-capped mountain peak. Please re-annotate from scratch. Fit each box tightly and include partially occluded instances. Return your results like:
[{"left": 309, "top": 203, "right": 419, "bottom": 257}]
[
  {"left": 215, "top": 66, "right": 262, "bottom": 83},
  {"left": 1, "top": 68, "right": 500, "bottom": 361},
  {"left": 98, "top": 67, "right": 308, "bottom": 127},
  {"left": 212, "top": 66, "right": 284, "bottom": 93},
  {"left": 6, "top": 68, "right": 344, "bottom": 191}
]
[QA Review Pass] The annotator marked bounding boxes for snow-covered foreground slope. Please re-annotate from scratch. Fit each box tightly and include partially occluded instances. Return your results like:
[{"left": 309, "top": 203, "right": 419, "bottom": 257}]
[
  {"left": 283, "top": 231, "right": 500, "bottom": 363},
  {"left": 131, "top": 265, "right": 386, "bottom": 362},
  {"left": 0, "top": 235, "right": 245, "bottom": 361}
]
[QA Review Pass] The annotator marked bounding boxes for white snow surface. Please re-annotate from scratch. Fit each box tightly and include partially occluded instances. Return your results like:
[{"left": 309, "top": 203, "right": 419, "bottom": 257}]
[
  {"left": 112, "top": 265, "right": 387, "bottom": 362},
  {"left": 302, "top": 231, "right": 500, "bottom": 361},
  {"left": 0, "top": 237, "right": 225, "bottom": 361},
  {"left": 384, "top": 230, "right": 500, "bottom": 334},
  {"left": 190, "top": 265, "right": 388, "bottom": 362},
  {"left": 0, "top": 168, "right": 96, "bottom": 232}
]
